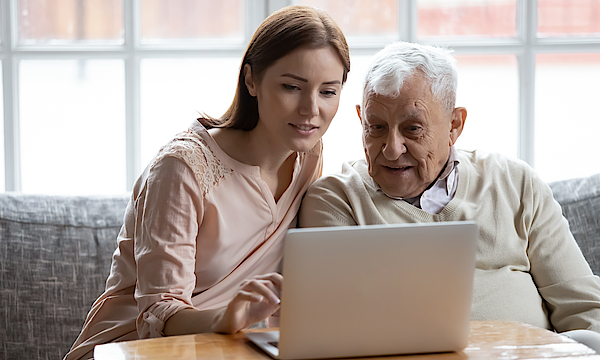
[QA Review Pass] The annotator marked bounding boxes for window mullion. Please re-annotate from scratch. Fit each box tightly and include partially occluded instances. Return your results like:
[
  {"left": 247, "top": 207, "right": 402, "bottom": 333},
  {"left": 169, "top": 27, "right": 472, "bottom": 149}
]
[
  {"left": 246, "top": 0, "right": 267, "bottom": 45},
  {"left": 268, "top": 0, "right": 291, "bottom": 15},
  {"left": 125, "top": 0, "right": 141, "bottom": 191},
  {"left": 399, "top": 0, "right": 417, "bottom": 43},
  {"left": 3, "top": 0, "right": 19, "bottom": 191},
  {"left": 517, "top": 0, "right": 536, "bottom": 167}
]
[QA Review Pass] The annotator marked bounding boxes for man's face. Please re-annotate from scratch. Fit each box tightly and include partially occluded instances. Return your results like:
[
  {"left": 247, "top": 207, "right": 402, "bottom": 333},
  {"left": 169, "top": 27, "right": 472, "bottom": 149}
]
[{"left": 359, "top": 73, "right": 465, "bottom": 199}]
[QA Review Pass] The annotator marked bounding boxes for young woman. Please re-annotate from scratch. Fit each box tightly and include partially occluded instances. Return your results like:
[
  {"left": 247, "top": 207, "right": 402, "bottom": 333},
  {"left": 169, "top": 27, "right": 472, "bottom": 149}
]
[{"left": 64, "top": 5, "right": 350, "bottom": 360}]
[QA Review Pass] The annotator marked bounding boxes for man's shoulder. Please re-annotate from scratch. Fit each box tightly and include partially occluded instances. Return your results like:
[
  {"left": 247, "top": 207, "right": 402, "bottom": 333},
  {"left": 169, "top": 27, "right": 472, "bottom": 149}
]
[
  {"left": 457, "top": 149, "right": 533, "bottom": 175},
  {"left": 309, "top": 159, "right": 373, "bottom": 194},
  {"left": 316, "top": 159, "right": 366, "bottom": 182}
]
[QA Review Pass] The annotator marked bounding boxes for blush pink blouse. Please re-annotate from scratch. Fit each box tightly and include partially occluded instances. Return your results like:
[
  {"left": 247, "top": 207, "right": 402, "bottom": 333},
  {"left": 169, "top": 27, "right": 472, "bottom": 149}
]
[{"left": 64, "top": 120, "right": 322, "bottom": 360}]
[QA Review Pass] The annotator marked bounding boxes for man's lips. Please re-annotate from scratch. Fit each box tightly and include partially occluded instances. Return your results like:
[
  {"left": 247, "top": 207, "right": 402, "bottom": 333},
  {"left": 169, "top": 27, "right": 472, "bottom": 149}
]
[{"left": 381, "top": 164, "right": 413, "bottom": 170}]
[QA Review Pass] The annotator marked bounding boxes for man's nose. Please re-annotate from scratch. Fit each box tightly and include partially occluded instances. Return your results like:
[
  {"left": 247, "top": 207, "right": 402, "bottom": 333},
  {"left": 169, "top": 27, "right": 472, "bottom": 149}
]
[
  {"left": 382, "top": 129, "right": 406, "bottom": 160},
  {"left": 299, "top": 92, "right": 319, "bottom": 117}
]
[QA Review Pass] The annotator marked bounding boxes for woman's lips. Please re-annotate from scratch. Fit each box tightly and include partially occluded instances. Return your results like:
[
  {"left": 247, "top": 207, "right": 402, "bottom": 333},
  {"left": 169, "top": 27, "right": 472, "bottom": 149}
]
[{"left": 290, "top": 123, "right": 318, "bottom": 135}]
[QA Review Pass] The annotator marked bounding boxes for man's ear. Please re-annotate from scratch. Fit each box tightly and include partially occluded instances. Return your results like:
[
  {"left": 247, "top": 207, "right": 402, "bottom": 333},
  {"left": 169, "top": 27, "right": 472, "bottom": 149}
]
[
  {"left": 449, "top": 107, "right": 467, "bottom": 146},
  {"left": 356, "top": 104, "right": 362, "bottom": 124},
  {"left": 244, "top": 64, "right": 257, "bottom": 97}
]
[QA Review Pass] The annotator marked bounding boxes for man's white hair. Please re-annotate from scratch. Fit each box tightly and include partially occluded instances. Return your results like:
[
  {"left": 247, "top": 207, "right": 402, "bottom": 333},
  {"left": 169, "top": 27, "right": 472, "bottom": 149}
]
[{"left": 363, "top": 42, "right": 458, "bottom": 113}]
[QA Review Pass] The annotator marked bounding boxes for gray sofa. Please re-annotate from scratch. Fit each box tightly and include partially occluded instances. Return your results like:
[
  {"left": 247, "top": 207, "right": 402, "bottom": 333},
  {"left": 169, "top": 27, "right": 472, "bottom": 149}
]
[{"left": 1, "top": 174, "right": 599, "bottom": 360}]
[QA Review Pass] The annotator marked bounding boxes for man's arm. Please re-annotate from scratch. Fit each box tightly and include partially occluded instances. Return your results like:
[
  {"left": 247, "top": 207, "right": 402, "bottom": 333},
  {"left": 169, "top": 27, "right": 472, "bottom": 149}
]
[
  {"left": 298, "top": 175, "right": 358, "bottom": 227},
  {"left": 527, "top": 170, "right": 600, "bottom": 333}
]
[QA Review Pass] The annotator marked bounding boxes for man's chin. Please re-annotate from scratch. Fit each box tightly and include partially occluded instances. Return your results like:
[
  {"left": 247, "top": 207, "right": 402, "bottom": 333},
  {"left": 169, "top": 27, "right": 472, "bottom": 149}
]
[
  {"left": 373, "top": 175, "right": 419, "bottom": 199},
  {"left": 381, "top": 189, "right": 414, "bottom": 199},
  {"left": 375, "top": 182, "right": 416, "bottom": 199}
]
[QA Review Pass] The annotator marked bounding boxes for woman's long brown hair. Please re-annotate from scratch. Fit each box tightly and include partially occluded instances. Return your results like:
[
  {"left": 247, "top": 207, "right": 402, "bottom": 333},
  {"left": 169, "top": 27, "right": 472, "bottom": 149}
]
[{"left": 199, "top": 5, "right": 350, "bottom": 131}]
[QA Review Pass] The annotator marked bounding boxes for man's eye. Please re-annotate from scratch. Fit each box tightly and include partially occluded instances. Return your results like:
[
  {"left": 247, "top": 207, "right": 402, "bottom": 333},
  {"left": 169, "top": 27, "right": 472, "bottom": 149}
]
[{"left": 366, "top": 124, "right": 386, "bottom": 137}]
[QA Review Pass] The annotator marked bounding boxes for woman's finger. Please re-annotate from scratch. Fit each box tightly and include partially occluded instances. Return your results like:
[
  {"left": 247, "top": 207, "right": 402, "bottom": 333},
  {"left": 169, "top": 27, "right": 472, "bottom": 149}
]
[
  {"left": 248, "top": 273, "right": 282, "bottom": 299},
  {"left": 234, "top": 290, "right": 264, "bottom": 303},
  {"left": 253, "top": 273, "right": 283, "bottom": 290},
  {"left": 240, "top": 279, "right": 281, "bottom": 305},
  {"left": 255, "top": 278, "right": 281, "bottom": 298}
]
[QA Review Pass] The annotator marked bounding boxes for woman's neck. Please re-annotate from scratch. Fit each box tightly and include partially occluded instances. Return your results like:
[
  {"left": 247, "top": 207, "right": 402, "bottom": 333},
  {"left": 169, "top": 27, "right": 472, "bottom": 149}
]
[
  {"left": 210, "top": 127, "right": 296, "bottom": 202},
  {"left": 210, "top": 127, "right": 294, "bottom": 172}
]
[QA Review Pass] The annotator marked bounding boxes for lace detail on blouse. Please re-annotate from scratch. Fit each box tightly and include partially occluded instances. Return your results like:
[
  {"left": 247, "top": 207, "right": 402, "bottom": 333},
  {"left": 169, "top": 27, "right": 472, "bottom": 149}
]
[{"left": 151, "top": 129, "right": 233, "bottom": 196}]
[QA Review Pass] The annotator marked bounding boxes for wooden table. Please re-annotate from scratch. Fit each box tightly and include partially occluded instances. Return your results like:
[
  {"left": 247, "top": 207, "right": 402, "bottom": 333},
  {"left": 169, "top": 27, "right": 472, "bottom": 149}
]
[{"left": 94, "top": 321, "right": 600, "bottom": 360}]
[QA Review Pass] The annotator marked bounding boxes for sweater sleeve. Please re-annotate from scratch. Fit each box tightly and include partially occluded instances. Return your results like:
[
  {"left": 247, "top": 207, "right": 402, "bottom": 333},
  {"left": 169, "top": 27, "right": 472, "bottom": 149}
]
[
  {"left": 134, "top": 156, "right": 202, "bottom": 338},
  {"left": 299, "top": 176, "right": 358, "bottom": 227},
  {"left": 299, "top": 160, "right": 367, "bottom": 228},
  {"left": 525, "top": 169, "right": 600, "bottom": 333}
]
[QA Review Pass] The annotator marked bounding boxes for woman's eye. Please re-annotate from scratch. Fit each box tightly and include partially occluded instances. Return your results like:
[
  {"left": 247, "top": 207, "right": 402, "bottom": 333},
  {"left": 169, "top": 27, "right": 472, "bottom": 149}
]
[
  {"left": 321, "top": 90, "right": 337, "bottom": 97},
  {"left": 283, "top": 84, "right": 299, "bottom": 91}
]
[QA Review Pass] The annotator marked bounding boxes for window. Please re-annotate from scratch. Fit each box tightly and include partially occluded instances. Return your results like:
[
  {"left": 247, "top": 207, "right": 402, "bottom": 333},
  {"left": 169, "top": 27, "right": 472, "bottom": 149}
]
[
  {"left": 19, "top": 59, "right": 126, "bottom": 194},
  {"left": 2, "top": 0, "right": 599, "bottom": 193},
  {"left": 535, "top": 53, "right": 600, "bottom": 181}
]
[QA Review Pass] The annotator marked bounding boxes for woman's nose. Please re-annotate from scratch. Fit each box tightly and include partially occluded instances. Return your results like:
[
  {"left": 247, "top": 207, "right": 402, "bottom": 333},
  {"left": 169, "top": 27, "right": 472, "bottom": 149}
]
[
  {"left": 382, "top": 129, "right": 406, "bottom": 160},
  {"left": 299, "top": 92, "right": 319, "bottom": 117}
]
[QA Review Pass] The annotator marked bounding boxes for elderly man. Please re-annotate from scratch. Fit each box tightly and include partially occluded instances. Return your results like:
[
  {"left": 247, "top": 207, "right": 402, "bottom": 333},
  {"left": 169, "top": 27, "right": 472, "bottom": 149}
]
[{"left": 299, "top": 42, "right": 600, "bottom": 340}]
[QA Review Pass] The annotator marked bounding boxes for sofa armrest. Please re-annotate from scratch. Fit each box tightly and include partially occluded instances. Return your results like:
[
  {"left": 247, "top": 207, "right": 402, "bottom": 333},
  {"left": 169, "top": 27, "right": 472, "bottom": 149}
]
[
  {"left": 0, "top": 192, "right": 129, "bottom": 360},
  {"left": 549, "top": 174, "right": 600, "bottom": 275}
]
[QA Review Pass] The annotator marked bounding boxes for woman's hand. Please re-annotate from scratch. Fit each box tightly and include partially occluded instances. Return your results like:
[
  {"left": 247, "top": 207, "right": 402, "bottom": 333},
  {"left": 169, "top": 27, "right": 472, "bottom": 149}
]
[{"left": 212, "top": 273, "right": 283, "bottom": 333}]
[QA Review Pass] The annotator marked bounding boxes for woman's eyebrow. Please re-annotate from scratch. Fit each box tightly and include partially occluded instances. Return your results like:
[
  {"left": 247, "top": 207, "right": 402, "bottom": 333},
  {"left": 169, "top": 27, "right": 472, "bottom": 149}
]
[
  {"left": 282, "top": 73, "right": 308, "bottom": 82},
  {"left": 281, "top": 73, "right": 341, "bottom": 85}
]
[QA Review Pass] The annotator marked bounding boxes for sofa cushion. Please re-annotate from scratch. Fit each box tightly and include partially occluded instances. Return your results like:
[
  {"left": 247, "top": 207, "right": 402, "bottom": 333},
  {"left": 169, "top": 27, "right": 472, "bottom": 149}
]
[
  {"left": 549, "top": 173, "right": 600, "bottom": 276},
  {"left": 0, "top": 193, "right": 129, "bottom": 360}
]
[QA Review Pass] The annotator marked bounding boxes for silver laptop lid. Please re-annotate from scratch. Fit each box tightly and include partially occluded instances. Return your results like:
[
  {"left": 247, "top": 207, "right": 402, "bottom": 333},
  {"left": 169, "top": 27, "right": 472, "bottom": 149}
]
[{"left": 277, "top": 221, "right": 478, "bottom": 360}]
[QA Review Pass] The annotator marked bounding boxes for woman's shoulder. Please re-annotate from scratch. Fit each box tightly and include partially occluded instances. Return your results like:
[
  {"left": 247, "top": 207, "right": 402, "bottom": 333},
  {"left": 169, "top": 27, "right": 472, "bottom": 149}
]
[{"left": 151, "top": 125, "right": 233, "bottom": 196}]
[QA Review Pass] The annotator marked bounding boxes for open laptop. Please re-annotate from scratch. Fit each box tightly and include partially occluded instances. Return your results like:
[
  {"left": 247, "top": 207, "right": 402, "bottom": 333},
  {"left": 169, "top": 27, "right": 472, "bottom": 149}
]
[{"left": 245, "top": 221, "right": 478, "bottom": 360}]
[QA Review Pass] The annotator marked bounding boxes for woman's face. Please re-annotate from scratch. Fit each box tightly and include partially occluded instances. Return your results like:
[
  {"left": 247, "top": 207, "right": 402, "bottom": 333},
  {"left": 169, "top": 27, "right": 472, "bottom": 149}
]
[{"left": 245, "top": 46, "right": 345, "bottom": 153}]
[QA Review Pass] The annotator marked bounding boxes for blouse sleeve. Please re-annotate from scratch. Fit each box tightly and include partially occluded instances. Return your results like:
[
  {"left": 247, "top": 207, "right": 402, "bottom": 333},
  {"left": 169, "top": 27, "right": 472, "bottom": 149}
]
[{"left": 134, "top": 155, "right": 203, "bottom": 338}]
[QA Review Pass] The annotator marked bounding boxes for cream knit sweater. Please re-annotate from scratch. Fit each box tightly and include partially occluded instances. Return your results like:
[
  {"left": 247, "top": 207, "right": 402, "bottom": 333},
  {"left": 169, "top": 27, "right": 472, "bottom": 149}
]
[{"left": 299, "top": 149, "right": 600, "bottom": 332}]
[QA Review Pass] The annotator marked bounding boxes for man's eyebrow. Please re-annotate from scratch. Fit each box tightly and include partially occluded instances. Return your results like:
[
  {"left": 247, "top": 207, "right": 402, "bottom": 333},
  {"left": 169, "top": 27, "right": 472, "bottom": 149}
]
[
  {"left": 365, "top": 112, "right": 384, "bottom": 121},
  {"left": 281, "top": 73, "right": 341, "bottom": 85},
  {"left": 404, "top": 110, "right": 425, "bottom": 120}
]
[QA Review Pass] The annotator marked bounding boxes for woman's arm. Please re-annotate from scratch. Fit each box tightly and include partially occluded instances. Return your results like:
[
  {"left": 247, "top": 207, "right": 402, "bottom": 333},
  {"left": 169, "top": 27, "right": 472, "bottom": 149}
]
[
  {"left": 134, "top": 155, "right": 203, "bottom": 338},
  {"left": 164, "top": 273, "right": 282, "bottom": 335},
  {"left": 164, "top": 308, "right": 223, "bottom": 335},
  {"left": 136, "top": 147, "right": 283, "bottom": 336}
]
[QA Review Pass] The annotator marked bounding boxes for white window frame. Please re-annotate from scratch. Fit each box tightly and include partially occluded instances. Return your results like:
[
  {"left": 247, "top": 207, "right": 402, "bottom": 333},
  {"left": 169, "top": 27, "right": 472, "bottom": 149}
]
[{"left": 2, "top": 0, "right": 599, "bottom": 192}]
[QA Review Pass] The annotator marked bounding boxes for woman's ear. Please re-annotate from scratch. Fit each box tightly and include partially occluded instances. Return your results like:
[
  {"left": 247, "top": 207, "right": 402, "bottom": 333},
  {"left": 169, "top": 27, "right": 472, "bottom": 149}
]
[
  {"left": 244, "top": 64, "right": 257, "bottom": 97},
  {"left": 449, "top": 107, "right": 467, "bottom": 146}
]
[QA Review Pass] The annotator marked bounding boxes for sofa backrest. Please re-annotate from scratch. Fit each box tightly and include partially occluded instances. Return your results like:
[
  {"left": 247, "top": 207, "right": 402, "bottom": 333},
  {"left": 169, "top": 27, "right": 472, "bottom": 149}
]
[
  {"left": 549, "top": 173, "right": 600, "bottom": 275},
  {"left": 0, "top": 174, "right": 598, "bottom": 360},
  {"left": 0, "top": 193, "right": 129, "bottom": 360}
]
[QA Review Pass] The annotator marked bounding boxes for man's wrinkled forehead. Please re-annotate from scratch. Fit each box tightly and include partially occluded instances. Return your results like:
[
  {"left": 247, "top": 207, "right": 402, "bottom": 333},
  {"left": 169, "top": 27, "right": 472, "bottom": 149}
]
[
  {"left": 365, "top": 92, "right": 427, "bottom": 121},
  {"left": 363, "top": 83, "right": 448, "bottom": 119},
  {"left": 362, "top": 90, "right": 396, "bottom": 113}
]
